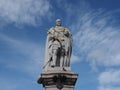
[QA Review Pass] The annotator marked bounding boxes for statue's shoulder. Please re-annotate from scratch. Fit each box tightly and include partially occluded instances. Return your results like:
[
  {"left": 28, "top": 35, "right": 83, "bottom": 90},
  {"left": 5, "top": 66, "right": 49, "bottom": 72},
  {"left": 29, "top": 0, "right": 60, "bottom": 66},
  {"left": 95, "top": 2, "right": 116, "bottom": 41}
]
[
  {"left": 64, "top": 27, "right": 69, "bottom": 32},
  {"left": 49, "top": 27, "right": 55, "bottom": 31},
  {"left": 47, "top": 27, "right": 55, "bottom": 34},
  {"left": 64, "top": 27, "right": 72, "bottom": 37},
  {"left": 62, "top": 27, "right": 71, "bottom": 34}
]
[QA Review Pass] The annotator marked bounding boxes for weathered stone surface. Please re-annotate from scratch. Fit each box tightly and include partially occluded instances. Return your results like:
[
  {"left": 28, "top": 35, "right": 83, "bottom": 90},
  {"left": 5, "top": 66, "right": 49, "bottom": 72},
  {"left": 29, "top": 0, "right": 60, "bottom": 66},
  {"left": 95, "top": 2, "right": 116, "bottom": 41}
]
[
  {"left": 38, "top": 69, "right": 78, "bottom": 90},
  {"left": 43, "top": 19, "right": 72, "bottom": 71}
]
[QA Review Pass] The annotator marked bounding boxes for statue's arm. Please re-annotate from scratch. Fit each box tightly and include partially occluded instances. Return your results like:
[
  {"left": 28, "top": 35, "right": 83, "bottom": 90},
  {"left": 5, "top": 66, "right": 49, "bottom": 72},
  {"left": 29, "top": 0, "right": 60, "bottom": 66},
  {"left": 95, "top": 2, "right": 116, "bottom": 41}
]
[
  {"left": 64, "top": 28, "right": 72, "bottom": 38},
  {"left": 47, "top": 27, "right": 62, "bottom": 42},
  {"left": 47, "top": 28, "right": 55, "bottom": 41}
]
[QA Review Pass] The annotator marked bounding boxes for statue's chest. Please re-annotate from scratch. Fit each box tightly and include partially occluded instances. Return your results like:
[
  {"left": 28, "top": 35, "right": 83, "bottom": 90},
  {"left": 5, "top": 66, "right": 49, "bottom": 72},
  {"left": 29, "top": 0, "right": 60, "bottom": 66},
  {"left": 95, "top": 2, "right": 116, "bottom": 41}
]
[
  {"left": 55, "top": 31, "right": 64, "bottom": 37},
  {"left": 54, "top": 28, "right": 65, "bottom": 37}
]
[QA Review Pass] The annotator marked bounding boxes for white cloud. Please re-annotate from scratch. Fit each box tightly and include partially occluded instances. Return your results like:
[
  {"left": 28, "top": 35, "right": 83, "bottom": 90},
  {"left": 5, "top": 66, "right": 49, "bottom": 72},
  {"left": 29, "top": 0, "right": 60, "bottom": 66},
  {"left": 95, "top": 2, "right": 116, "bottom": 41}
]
[
  {"left": 98, "top": 86, "right": 120, "bottom": 90},
  {"left": 71, "top": 54, "right": 80, "bottom": 63},
  {"left": 99, "top": 70, "right": 120, "bottom": 85},
  {"left": 0, "top": 0, "right": 51, "bottom": 25},
  {"left": 71, "top": 10, "right": 120, "bottom": 69},
  {"left": 98, "top": 69, "right": 120, "bottom": 90}
]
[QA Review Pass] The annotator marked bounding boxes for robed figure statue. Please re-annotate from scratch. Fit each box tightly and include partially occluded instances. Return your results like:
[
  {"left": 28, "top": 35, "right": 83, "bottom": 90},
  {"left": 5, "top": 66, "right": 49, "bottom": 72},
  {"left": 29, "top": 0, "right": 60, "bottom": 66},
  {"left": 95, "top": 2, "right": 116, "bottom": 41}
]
[{"left": 43, "top": 19, "right": 72, "bottom": 71}]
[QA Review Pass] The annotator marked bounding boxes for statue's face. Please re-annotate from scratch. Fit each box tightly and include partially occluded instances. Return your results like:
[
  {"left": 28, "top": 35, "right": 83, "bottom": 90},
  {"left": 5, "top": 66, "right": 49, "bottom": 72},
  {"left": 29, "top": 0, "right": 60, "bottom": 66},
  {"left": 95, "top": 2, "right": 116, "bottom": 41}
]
[{"left": 56, "top": 21, "right": 61, "bottom": 26}]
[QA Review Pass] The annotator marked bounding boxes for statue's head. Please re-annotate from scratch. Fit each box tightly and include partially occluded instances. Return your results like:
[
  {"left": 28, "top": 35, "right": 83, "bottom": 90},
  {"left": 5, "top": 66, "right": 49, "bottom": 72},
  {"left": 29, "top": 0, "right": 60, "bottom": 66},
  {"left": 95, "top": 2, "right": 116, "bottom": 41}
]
[{"left": 56, "top": 19, "right": 61, "bottom": 26}]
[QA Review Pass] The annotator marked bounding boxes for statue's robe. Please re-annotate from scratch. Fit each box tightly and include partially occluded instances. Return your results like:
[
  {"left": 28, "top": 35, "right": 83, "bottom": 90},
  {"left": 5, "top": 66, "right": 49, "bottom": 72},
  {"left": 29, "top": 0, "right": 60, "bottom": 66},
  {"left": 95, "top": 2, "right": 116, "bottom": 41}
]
[{"left": 43, "top": 26, "right": 72, "bottom": 71}]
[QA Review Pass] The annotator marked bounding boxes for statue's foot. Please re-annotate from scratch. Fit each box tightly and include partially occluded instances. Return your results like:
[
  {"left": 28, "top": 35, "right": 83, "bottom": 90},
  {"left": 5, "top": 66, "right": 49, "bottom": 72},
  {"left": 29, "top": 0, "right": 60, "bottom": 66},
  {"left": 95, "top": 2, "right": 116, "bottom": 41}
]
[
  {"left": 51, "top": 65, "right": 55, "bottom": 68},
  {"left": 63, "top": 67, "right": 67, "bottom": 71}
]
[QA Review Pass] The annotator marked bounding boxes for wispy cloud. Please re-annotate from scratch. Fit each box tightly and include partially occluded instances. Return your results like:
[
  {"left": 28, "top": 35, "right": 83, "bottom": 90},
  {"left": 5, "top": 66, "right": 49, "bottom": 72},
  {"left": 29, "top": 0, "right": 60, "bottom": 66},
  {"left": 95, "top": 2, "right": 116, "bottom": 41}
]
[
  {"left": 98, "top": 69, "right": 120, "bottom": 90},
  {"left": 0, "top": 76, "right": 18, "bottom": 90},
  {"left": 73, "top": 10, "right": 120, "bottom": 69},
  {"left": 71, "top": 54, "right": 81, "bottom": 63},
  {"left": 0, "top": 33, "right": 44, "bottom": 75},
  {"left": 0, "top": 0, "right": 51, "bottom": 26}
]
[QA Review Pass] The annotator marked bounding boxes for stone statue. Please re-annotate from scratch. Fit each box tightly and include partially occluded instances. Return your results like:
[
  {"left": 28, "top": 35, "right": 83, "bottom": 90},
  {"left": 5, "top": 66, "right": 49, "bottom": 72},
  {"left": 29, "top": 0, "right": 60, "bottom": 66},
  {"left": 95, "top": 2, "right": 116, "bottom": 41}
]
[{"left": 43, "top": 19, "right": 72, "bottom": 71}]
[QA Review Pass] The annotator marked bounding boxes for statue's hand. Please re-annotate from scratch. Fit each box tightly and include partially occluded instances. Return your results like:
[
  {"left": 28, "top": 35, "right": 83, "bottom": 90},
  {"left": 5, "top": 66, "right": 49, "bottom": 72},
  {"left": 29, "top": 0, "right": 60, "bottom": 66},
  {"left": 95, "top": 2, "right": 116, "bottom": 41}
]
[
  {"left": 54, "top": 37, "right": 64, "bottom": 42},
  {"left": 59, "top": 38, "right": 64, "bottom": 41}
]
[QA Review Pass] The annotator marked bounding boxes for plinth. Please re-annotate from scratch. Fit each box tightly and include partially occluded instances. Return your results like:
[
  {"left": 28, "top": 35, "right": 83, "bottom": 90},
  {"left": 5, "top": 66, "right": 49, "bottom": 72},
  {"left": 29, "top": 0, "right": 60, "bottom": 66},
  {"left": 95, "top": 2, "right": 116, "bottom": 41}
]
[{"left": 37, "top": 67, "right": 78, "bottom": 90}]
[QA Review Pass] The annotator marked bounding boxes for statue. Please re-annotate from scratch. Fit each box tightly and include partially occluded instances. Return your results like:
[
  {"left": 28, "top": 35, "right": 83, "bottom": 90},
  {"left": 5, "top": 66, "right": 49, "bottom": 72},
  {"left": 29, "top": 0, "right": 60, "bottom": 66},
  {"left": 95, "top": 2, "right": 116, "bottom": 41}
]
[
  {"left": 38, "top": 20, "right": 78, "bottom": 89},
  {"left": 43, "top": 19, "right": 72, "bottom": 71}
]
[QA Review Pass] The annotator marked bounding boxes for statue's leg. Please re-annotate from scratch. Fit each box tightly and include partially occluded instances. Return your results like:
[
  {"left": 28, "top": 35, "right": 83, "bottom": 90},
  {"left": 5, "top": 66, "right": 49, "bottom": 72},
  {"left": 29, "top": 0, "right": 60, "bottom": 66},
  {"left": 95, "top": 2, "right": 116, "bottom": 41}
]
[
  {"left": 52, "top": 49, "right": 57, "bottom": 67},
  {"left": 63, "top": 55, "right": 67, "bottom": 66},
  {"left": 60, "top": 49, "right": 65, "bottom": 67},
  {"left": 60, "top": 56, "right": 63, "bottom": 67}
]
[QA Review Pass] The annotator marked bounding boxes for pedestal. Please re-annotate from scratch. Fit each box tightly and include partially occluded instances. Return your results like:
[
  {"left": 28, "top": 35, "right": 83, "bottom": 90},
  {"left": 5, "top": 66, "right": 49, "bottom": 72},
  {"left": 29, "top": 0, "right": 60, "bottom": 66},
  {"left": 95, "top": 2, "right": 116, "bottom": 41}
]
[{"left": 37, "top": 67, "right": 78, "bottom": 90}]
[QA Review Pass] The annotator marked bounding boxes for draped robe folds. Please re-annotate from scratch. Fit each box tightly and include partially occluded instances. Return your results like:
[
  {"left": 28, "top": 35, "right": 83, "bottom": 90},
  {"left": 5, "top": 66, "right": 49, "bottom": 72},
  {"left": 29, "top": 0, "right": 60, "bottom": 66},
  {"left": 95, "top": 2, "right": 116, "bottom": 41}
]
[{"left": 43, "top": 26, "right": 72, "bottom": 71}]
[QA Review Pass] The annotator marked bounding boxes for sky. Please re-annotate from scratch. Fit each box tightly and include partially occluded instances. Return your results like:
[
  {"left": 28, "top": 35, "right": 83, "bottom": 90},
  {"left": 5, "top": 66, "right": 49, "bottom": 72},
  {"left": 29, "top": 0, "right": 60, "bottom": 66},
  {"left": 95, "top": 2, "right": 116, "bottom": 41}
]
[{"left": 0, "top": 0, "right": 120, "bottom": 90}]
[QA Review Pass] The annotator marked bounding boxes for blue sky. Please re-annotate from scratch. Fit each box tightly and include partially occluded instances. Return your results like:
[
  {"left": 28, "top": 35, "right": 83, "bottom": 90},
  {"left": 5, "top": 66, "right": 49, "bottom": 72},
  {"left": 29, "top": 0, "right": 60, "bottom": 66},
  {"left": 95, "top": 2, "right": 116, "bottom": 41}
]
[{"left": 0, "top": 0, "right": 120, "bottom": 90}]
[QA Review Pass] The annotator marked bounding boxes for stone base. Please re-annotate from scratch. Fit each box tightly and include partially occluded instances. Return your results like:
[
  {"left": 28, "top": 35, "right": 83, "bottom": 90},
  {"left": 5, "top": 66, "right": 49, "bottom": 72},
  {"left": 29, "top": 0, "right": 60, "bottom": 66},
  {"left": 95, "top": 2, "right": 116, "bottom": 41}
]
[
  {"left": 37, "top": 67, "right": 78, "bottom": 90},
  {"left": 45, "top": 86, "right": 74, "bottom": 90},
  {"left": 43, "top": 67, "right": 72, "bottom": 72}
]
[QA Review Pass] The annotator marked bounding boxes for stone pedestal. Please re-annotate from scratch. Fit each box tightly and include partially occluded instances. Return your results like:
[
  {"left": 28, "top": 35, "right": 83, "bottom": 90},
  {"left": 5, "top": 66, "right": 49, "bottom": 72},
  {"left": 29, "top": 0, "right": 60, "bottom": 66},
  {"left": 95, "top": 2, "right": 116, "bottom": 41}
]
[{"left": 37, "top": 67, "right": 78, "bottom": 90}]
